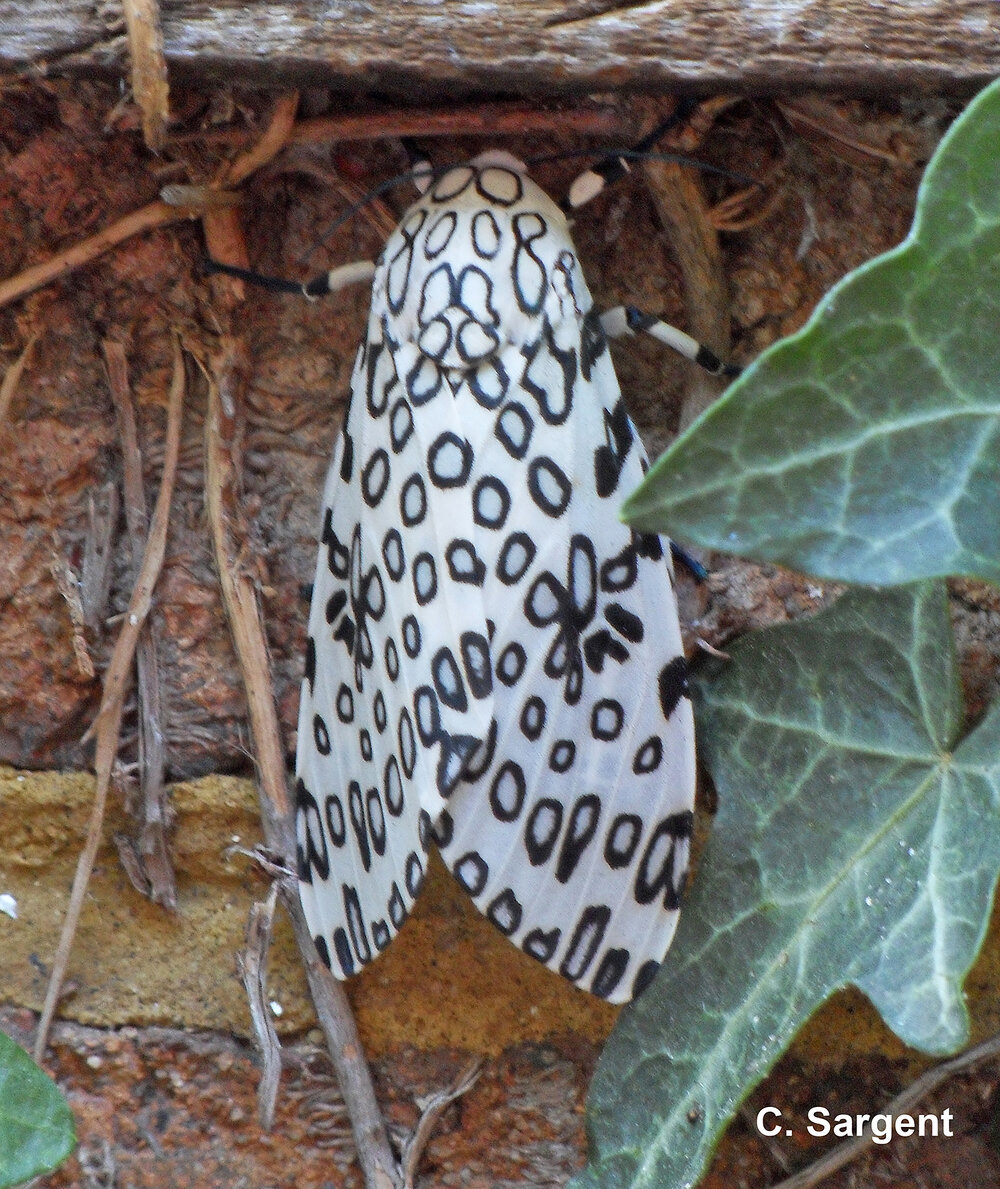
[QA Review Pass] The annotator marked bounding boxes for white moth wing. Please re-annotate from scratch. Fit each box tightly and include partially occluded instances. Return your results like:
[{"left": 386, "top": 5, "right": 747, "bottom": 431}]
[
  {"left": 428, "top": 186, "right": 695, "bottom": 1002},
  {"left": 296, "top": 276, "right": 494, "bottom": 976},
  {"left": 297, "top": 155, "right": 695, "bottom": 1001}
]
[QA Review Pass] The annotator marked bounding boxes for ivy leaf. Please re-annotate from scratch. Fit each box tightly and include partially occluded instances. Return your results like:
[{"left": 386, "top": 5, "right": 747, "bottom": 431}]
[
  {"left": 0, "top": 1031, "right": 75, "bottom": 1187},
  {"left": 623, "top": 78, "right": 1000, "bottom": 585},
  {"left": 573, "top": 583, "right": 1000, "bottom": 1189}
]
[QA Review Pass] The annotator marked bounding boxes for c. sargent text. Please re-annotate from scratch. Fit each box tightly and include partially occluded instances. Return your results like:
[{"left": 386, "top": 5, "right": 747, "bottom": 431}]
[{"left": 756, "top": 1106, "right": 954, "bottom": 1145}]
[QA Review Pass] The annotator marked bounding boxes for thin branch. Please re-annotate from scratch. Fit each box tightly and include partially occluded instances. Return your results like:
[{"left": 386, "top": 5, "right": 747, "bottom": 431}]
[
  {"left": 768, "top": 1030, "right": 1000, "bottom": 1189},
  {"left": 775, "top": 98, "right": 910, "bottom": 168},
  {"left": 80, "top": 484, "right": 119, "bottom": 632},
  {"left": 198, "top": 93, "right": 301, "bottom": 301},
  {"left": 284, "top": 898, "right": 403, "bottom": 1189},
  {"left": 201, "top": 92, "right": 301, "bottom": 302},
  {"left": 172, "top": 98, "right": 629, "bottom": 149},
  {"left": 34, "top": 338, "right": 185, "bottom": 1061},
  {"left": 48, "top": 535, "right": 96, "bottom": 679},
  {"left": 222, "top": 91, "right": 301, "bottom": 187},
  {"left": 0, "top": 331, "right": 39, "bottom": 425},
  {"left": 0, "top": 201, "right": 189, "bottom": 310},
  {"left": 202, "top": 340, "right": 402, "bottom": 1189},
  {"left": 202, "top": 339, "right": 289, "bottom": 822}
]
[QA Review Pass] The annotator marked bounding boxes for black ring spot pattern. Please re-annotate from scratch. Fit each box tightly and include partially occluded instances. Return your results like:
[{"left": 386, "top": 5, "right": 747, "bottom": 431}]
[{"left": 294, "top": 154, "right": 695, "bottom": 1005}]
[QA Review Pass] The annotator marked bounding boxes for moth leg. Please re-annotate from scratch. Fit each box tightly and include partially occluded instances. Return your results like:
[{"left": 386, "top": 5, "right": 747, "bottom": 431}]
[
  {"left": 563, "top": 98, "right": 700, "bottom": 210},
  {"left": 669, "top": 541, "right": 709, "bottom": 582},
  {"left": 599, "top": 305, "right": 741, "bottom": 378},
  {"left": 302, "top": 260, "right": 377, "bottom": 298},
  {"left": 205, "top": 257, "right": 375, "bottom": 298}
]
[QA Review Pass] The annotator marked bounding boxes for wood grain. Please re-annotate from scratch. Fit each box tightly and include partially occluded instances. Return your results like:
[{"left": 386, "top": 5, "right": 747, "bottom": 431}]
[{"left": 2, "top": 0, "right": 997, "bottom": 96}]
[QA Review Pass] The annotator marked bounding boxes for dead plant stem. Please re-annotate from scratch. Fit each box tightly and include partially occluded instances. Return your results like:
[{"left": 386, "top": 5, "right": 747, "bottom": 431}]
[
  {"left": 203, "top": 341, "right": 402, "bottom": 1189},
  {"left": 34, "top": 338, "right": 185, "bottom": 1061}
]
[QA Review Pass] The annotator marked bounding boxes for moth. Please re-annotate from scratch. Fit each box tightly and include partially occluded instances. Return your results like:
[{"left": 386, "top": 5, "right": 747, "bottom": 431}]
[{"left": 293, "top": 147, "right": 731, "bottom": 1003}]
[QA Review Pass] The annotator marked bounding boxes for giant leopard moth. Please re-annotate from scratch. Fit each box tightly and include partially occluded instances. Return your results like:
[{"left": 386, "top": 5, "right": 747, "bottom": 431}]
[{"left": 293, "top": 146, "right": 730, "bottom": 1004}]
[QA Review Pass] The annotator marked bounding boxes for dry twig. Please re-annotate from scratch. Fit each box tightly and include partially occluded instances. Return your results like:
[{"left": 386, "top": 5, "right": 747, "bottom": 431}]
[
  {"left": 102, "top": 339, "right": 176, "bottom": 907},
  {"left": 48, "top": 538, "right": 95, "bottom": 679},
  {"left": 202, "top": 340, "right": 289, "bottom": 820},
  {"left": 202, "top": 92, "right": 302, "bottom": 301},
  {"left": 222, "top": 91, "right": 301, "bottom": 188},
  {"left": 34, "top": 337, "right": 185, "bottom": 1060},
  {"left": 0, "top": 201, "right": 191, "bottom": 310},
  {"left": 173, "top": 98, "right": 629, "bottom": 150},
  {"left": 775, "top": 97, "right": 910, "bottom": 169},
  {"left": 80, "top": 484, "right": 119, "bottom": 632},
  {"left": 0, "top": 331, "right": 39, "bottom": 425},
  {"left": 121, "top": 0, "right": 169, "bottom": 152},
  {"left": 237, "top": 881, "right": 284, "bottom": 1129},
  {"left": 197, "top": 104, "right": 405, "bottom": 1180}
]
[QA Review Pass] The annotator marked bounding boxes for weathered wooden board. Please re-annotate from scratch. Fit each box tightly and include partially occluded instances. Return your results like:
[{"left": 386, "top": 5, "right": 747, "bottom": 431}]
[{"left": 1, "top": 0, "right": 997, "bottom": 96}]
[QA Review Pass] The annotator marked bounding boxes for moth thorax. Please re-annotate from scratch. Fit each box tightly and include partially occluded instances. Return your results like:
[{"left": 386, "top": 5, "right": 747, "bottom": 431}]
[{"left": 383, "top": 169, "right": 591, "bottom": 370}]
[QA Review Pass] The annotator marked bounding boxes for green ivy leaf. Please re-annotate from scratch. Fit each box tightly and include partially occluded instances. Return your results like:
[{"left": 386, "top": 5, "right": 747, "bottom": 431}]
[
  {"left": 574, "top": 583, "right": 1000, "bottom": 1189},
  {"left": 623, "top": 78, "right": 1000, "bottom": 585},
  {"left": 0, "top": 1031, "right": 75, "bottom": 1187}
]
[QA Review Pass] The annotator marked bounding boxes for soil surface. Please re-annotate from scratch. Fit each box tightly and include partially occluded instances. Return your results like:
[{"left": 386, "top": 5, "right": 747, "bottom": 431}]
[{"left": 6, "top": 1003, "right": 998, "bottom": 1189}]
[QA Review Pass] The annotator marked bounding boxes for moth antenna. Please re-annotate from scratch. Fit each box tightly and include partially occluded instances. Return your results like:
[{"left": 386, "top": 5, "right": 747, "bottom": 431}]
[{"left": 400, "top": 136, "right": 434, "bottom": 194}]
